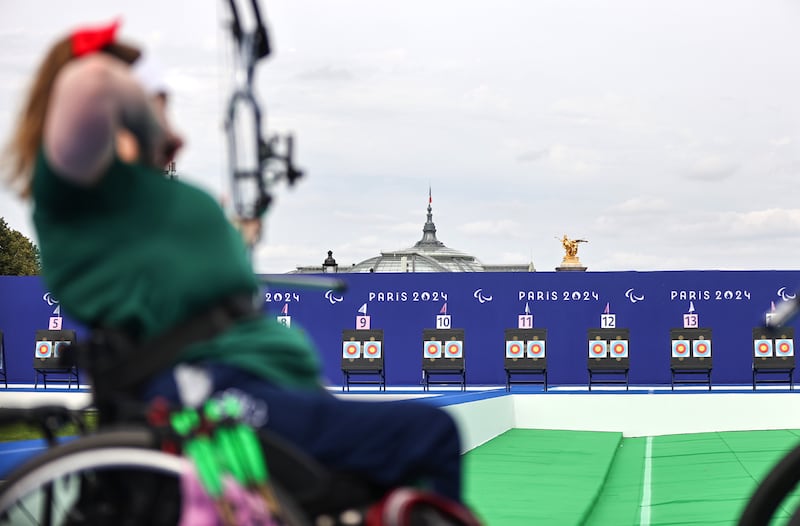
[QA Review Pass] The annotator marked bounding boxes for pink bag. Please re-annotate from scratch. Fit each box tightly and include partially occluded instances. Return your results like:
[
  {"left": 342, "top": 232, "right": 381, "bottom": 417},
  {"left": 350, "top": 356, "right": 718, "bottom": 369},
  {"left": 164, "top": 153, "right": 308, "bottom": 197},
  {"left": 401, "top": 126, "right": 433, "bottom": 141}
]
[{"left": 179, "top": 465, "right": 280, "bottom": 526}]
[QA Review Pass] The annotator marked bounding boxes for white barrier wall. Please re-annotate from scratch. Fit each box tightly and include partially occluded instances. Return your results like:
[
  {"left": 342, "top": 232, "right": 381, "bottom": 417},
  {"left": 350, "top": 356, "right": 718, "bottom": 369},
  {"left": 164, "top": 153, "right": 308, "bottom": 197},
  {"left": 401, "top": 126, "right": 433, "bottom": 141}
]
[
  {"left": 512, "top": 393, "right": 800, "bottom": 437},
  {"left": 443, "top": 395, "right": 514, "bottom": 452}
]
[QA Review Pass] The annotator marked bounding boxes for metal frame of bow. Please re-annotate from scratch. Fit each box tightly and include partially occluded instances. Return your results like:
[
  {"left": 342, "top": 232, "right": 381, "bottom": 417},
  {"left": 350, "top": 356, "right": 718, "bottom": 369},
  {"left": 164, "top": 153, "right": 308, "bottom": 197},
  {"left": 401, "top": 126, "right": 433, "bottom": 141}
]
[
  {"left": 222, "top": 0, "right": 302, "bottom": 222},
  {"left": 221, "top": 0, "right": 346, "bottom": 292}
]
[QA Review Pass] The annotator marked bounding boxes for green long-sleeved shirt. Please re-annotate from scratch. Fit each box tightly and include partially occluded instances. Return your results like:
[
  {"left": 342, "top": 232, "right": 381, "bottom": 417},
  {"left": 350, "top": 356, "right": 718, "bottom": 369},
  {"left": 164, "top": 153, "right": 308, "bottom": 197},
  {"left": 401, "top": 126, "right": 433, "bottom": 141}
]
[{"left": 32, "top": 151, "right": 321, "bottom": 389}]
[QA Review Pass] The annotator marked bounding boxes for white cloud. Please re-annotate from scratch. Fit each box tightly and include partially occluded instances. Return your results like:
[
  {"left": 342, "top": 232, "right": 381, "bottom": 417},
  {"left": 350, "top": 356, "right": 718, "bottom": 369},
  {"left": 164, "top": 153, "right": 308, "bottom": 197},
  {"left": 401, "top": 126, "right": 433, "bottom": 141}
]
[
  {"left": 685, "top": 155, "right": 739, "bottom": 181},
  {"left": 718, "top": 208, "right": 800, "bottom": 239},
  {"left": 609, "top": 197, "right": 670, "bottom": 215},
  {"left": 459, "top": 219, "right": 521, "bottom": 237},
  {"left": 461, "top": 84, "right": 510, "bottom": 112}
]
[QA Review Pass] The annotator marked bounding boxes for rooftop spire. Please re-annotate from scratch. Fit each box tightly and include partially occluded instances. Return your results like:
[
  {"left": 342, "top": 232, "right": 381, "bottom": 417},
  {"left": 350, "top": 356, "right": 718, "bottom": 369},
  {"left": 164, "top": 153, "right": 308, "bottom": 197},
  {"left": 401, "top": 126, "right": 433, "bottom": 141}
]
[{"left": 416, "top": 187, "right": 444, "bottom": 247}]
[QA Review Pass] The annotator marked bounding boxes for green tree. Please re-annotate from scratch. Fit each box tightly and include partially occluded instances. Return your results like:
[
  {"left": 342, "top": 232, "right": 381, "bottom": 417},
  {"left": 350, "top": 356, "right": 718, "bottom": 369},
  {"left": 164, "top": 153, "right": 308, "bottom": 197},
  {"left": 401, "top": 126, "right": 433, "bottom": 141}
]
[{"left": 0, "top": 217, "right": 40, "bottom": 275}]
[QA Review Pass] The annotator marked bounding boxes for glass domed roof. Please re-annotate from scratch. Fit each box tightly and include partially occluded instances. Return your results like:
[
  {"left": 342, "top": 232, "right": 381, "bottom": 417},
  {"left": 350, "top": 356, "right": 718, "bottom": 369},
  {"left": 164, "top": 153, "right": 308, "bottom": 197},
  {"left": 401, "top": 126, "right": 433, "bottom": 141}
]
[{"left": 348, "top": 196, "right": 484, "bottom": 273}]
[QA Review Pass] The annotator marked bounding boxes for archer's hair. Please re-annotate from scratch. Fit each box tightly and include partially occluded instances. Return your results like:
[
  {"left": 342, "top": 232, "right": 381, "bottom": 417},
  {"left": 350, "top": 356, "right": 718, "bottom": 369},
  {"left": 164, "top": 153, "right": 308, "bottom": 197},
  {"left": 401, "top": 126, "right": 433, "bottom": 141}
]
[{"left": 2, "top": 35, "right": 140, "bottom": 197}]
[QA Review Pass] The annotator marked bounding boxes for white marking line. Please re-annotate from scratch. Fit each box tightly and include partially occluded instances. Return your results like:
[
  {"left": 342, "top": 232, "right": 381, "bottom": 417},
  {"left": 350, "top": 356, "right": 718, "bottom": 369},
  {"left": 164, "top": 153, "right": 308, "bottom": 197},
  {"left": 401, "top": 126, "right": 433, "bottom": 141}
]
[{"left": 640, "top": 436, "right": 654, "bottom": 526}]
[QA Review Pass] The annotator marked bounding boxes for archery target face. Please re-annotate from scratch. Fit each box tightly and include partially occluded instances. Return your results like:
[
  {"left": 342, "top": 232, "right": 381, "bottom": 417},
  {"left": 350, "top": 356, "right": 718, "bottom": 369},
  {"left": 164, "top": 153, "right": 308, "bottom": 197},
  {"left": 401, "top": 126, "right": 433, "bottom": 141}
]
[
  {"left": 776, "top": 339, "right": 794, "bottom": 357},
  {"left": 424, "top": 341, "right": 442, "bottom": 358},
  {"left": 363, "top": 341, "right": 382, "bottom": 359},
  {"left": 526, "top": 340, "right": 545, "bottom": 358},
  {"left": 589, "top": 340, "right": 608, "bottom": 358},
  {"left": 506, "top": 340, "right": 524, "bottom": 358},
  {"left": 693, "top": 339, "right": 711, "bottom": 358},
  {"left": 610, "top": 340, "right": 629, "bottom": 358},
  {"left": 753, "top": 339, "right": 773, "bottom": 357},
  {"left": 36, "top": 341, "right": 53, "bottom": 358},
  {"left": 671, "top": 340, "right": 690, "bottom": 358},
  {"left": 445, "top": 340, "right": 463, "bottom": 358},
  {"left": 342, "top": 341, "right": 361, "bottom": 359},
  {"left": 53, "top": 341, "right": 70, "bottom": 358}
]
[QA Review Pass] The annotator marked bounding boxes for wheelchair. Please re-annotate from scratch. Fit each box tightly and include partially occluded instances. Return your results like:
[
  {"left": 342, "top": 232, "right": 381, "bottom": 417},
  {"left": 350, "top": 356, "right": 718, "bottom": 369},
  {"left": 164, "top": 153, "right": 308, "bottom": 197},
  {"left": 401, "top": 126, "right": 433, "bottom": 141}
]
[{"left": 0, "top": 383, "right": 480, "bottom": 526}]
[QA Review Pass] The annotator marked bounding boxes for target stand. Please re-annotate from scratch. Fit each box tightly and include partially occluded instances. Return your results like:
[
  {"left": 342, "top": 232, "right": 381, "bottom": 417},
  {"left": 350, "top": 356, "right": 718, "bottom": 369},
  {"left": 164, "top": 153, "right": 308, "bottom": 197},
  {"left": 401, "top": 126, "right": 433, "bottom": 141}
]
[
  {"left": 33, "top": 329, "right": 79, "bottom": 389},
  {"left": 422, "top": 329, "right": 466, "bottom": 392},
  {"left": 752, "top": 327, "right": 795, "bottom": 390},
  {"left": 670, "top": 328, "right": 713, "bottom": 390},
  {"left": 503, "top": 328, "right": 547, "bottom": 392},
  {"left": 587, "top": 328, "right": 630, "bottom": 391},
  {"left": 341, "top": 329, "right": 386, "bottom": 392}
]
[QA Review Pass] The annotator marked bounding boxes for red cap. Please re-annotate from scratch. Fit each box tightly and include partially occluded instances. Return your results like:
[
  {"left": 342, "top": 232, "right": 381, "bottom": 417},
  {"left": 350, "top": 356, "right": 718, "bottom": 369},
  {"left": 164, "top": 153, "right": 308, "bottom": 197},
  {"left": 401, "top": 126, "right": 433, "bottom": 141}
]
[{"left": 71, "top": 19, "right": 121, "bottom": 57}]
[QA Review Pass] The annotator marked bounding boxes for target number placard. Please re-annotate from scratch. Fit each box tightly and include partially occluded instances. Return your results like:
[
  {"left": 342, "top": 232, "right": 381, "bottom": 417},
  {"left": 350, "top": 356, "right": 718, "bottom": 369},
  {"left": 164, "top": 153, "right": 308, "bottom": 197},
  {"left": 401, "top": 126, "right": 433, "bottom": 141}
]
[
  {"left": 277, "top": 316, "right": 291, "bottom": 328},
  {"left": 683, "top": 314, "right": 699, "bottom": 329},
  {"left": 518, "top": 315, "right": 533, "bottom": 329},
  {"left": 356, "top": 316, "right": 370, "bottom": 330},
  {"left": 436, "top": 315, "right": 451, "bottom": 329},
  {"left": 600, "top": 314, "right": 616, "bottom": 329},
  {"left": 48, "top": 317, "right": 62, "bottom": 330}
]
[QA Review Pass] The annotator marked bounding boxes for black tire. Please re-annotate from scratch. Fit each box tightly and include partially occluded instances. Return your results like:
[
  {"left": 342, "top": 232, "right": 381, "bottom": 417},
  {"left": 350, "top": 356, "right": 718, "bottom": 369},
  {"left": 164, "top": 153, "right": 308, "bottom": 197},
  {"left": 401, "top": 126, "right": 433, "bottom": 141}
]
[
  {"left": 738, "top": 441, "right": 800, "bottom": 526},
  {"left": 0, "top": 428, "right": 311, "bottom": 526}
]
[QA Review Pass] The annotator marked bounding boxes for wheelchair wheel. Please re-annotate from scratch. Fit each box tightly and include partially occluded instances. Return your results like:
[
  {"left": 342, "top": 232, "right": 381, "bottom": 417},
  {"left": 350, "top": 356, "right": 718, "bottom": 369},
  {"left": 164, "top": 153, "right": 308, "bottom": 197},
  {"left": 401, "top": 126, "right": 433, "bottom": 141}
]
[
  {"left": 738, "top": 441, "right": 800, "bottom": 525},
  {"left": 0, "top": 428, "right": 311, "bottom": 526}
]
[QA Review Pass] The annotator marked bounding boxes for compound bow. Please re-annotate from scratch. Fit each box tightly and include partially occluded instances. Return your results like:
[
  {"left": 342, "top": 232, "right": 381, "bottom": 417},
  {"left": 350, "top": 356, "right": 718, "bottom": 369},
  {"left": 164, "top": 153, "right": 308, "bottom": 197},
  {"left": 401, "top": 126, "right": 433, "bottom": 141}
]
[{"left": 221, "top": 0, "right": 345, "bottom": 292}]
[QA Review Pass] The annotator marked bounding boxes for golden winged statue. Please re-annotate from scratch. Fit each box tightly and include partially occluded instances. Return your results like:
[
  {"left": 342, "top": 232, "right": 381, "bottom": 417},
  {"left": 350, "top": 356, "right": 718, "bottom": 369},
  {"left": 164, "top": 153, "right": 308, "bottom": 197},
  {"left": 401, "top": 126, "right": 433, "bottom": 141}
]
[{"left": 561, "top": 234, "right": 588, "bottom": 258}]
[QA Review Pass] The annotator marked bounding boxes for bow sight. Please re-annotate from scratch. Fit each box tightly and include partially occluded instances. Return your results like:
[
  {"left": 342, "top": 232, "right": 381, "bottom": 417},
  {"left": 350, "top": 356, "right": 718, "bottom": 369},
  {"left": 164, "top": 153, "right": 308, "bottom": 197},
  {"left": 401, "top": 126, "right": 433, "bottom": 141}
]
[{"left": 222, "top": 0, "right": 303, "bottom": 220}]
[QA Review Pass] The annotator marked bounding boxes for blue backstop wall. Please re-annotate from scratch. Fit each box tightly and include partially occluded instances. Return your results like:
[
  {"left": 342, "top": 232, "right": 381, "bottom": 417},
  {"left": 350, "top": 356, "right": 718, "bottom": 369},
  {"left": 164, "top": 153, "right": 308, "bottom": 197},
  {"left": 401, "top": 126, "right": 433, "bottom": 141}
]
[{"left": 2, "top": 271, "right": 799, "bottom": 386}]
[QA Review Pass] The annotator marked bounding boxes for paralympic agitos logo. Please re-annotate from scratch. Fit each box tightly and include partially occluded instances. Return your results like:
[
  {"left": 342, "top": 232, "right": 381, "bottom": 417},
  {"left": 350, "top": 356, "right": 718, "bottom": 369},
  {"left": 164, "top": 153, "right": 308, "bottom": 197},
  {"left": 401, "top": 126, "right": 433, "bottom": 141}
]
[{"left": 473, "top": 288, "right": 493, "bottom": 304}]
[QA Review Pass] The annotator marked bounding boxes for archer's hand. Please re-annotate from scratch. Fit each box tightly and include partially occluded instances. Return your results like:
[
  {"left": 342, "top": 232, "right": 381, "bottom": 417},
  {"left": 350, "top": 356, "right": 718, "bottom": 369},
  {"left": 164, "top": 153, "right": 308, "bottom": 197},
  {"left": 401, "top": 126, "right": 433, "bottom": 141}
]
[{"left": 238, "top": 217, "right": 263, "bottom": 246}]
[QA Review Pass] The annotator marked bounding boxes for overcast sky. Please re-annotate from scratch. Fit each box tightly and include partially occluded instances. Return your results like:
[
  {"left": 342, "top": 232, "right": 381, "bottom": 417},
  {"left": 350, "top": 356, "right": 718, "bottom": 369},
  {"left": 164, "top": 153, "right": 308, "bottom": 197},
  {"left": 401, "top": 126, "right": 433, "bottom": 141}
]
[{"left": 2, "top": 0, "right": 799, "bottom": 273}]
